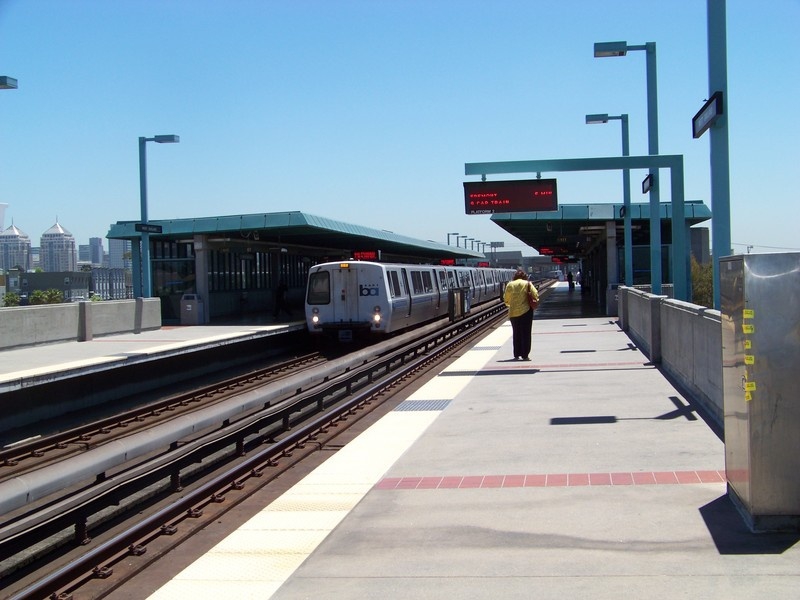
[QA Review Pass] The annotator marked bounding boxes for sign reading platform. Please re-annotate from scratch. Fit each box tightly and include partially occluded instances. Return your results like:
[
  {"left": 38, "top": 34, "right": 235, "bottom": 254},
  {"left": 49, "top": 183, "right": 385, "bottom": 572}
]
[
  {"left": 135, "top": 223, "right": 163, "bottom": 234},
  {"left": 464, "top": 179, "right": 558, "bottom": 215}
]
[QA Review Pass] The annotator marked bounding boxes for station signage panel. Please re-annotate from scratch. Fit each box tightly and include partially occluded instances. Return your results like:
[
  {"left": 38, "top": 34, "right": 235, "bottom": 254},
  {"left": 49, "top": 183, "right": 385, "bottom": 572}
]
[
  {"left": 439, "top": 258, "right": 456, "bottom": 266},
  {"left": 353, "top": 250, "right": 379, "bottom": 261},
  {"left": 134, "top": 223, "right": 163, "bottom": 234},
  {"left": 464, "top": 179, "right": 558, "bottom": 215},
  {"left": 692, "top": 91, "right": 723, "bottom": 139}
]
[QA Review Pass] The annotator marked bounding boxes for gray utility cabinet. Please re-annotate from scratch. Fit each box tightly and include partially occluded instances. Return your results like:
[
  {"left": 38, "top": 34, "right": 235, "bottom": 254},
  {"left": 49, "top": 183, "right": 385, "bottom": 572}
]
[{"left": 720, "top": 252, "right": 800, "bottom": 531}]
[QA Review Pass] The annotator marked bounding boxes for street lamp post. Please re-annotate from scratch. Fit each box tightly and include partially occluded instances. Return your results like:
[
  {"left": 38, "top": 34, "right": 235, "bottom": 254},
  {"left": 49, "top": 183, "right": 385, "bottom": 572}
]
[
  {"left": 447, "top": 232, "right": 460, "bottom": 245},
  {"left": 586, "top": 113, "right": 633, "bottom": 286},
  {"left": 458, "top": 235, "right": 468, "bottom": 248},
  {"left": 138, "top": 134, "right": 179, "bottom": 298},
  {"left": 594, "top": 41, "right": 662, "bottom": 294}
]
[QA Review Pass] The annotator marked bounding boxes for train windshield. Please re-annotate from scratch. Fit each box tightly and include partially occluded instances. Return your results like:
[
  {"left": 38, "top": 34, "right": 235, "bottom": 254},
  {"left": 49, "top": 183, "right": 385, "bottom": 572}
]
[{"left": 307, "top": 271, "right": 331, "bottom": 304}]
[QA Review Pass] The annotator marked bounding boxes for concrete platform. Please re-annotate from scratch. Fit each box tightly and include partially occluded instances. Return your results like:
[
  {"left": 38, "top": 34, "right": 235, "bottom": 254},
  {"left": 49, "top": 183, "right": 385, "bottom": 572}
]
[
  {"left": 144, "top": 315, "right": 800, "bottom": 600},
  {"left": 0, "top": 320, "right": 307, "bottom": 395}
]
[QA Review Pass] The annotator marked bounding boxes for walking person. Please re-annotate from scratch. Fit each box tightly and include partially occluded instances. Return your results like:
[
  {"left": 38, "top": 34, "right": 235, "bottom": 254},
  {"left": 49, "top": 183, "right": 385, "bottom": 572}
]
[
  {"left": 273, "top": 279, "right": 292, "bottom": 320},
  {"left": 503, "top": 270, "right": 539, "bottom": 361}
]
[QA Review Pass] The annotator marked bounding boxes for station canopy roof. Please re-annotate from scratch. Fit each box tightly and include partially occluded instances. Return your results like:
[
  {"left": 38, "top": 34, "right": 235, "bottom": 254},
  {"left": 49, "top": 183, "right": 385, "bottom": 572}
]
[
  {"left": 107, "top": 211, "right": 483, "bottom": 261},
  {"left": 490, "top": 201, "right": 711, "bottom": 258}
]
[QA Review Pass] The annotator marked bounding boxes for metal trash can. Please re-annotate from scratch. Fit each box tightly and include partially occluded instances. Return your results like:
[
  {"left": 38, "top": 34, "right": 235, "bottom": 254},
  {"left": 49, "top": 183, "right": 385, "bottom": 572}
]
[{"left": 180, "top": 293, "right": 205, "bottom": 325}]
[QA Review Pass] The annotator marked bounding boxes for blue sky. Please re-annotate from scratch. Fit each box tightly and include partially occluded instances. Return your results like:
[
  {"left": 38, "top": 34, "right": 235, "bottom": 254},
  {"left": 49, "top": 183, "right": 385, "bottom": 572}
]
[{"left": 0, "top": 0, "right": 797, "bottom": 256}]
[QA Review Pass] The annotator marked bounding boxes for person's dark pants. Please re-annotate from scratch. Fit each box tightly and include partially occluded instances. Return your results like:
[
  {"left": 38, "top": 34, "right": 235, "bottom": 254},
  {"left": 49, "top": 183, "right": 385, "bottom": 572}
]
[{"left": 510, "top": 308, "right": 533, "bottom": 359}]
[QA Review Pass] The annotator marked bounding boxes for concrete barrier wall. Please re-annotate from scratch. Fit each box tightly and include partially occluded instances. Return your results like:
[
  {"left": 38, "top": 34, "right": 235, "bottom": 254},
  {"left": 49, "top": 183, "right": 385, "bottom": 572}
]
[
  {"left": 619, "top": 287, "right": 723, "bottom": 428},
  {"left": 0, "top": 298, "right": 161, "bottom": 350}
]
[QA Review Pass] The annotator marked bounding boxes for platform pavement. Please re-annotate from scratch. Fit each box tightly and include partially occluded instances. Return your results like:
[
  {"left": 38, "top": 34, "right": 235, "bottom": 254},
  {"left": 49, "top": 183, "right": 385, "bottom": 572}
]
[
  {"left": 142, "top": 314, "right": 799, "bottom": 600},
  {"left": 0, "top": 320, "right": 307, "bottom": 395}
]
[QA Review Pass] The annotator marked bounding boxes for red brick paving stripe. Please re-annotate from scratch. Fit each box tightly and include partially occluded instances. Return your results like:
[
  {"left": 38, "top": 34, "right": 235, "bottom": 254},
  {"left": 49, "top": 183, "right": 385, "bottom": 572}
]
[
  {"left": 610, "top": 472, "right": 634, "bottom": 485},
  {"left": 568, "top": 473, "right": 590, "bottom": 486},
  {"left": 524, "top": 474, "right": 547, "bottom": 487},
  {"left": 503, "top": 475, "right": 526, "bottom": 488},
  {"left": 589, "top": 472, "right": 613, "bottom": 486},
  {"left": 376, "top": 471, "right": 727, "bottom": 490},
  {"left": 439, "top": 476, "right": 463, "bottom": 488},
  {"left": 459, "top": 475, "right": 484, "bottom": 488}
]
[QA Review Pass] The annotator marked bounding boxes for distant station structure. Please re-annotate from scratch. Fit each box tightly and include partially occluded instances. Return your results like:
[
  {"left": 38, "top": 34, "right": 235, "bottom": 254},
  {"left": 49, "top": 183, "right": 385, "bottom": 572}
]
[{"left": 106, "top": 211, "right": 484, "bottom": 324}]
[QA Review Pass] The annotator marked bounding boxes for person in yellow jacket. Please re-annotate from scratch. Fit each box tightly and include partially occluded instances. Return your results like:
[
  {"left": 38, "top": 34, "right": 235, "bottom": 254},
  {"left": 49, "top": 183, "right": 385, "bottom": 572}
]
[{"left": 503, "top": 269, "right": 539, "bottom": 361}]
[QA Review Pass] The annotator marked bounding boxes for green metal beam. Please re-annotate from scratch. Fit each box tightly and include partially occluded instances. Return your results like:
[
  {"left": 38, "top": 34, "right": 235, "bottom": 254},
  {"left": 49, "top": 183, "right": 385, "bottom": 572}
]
[{"left": 464, "top": 154, "right": 688, "bottom": 300}]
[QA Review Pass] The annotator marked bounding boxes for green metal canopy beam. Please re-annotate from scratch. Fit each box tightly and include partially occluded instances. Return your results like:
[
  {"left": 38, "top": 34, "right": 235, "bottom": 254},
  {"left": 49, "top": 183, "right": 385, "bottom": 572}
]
[{"left": 465, "top": 154, "right": 687, "bottom": 300}]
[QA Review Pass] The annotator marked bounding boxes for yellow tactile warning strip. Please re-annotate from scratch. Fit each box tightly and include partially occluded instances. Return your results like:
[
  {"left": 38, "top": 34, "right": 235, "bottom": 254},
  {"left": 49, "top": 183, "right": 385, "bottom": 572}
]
[{"left": 147, "top": 326, "right": 511, "bottom": 599}]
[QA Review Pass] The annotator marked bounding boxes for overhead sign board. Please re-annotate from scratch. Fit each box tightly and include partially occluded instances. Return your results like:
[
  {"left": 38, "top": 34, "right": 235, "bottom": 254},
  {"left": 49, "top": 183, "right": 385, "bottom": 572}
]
[
  {"left": 353, "top": 250, "right": 379, "bottom": 261},
  {"left": 464, "top": 179, "right": 558, "bottom": 215},
  {"left": 692, "top": 91, "right": 723, "bottom": 139},
  {"left": 134, "top": 223, "right": 163, "bottom": 234}
]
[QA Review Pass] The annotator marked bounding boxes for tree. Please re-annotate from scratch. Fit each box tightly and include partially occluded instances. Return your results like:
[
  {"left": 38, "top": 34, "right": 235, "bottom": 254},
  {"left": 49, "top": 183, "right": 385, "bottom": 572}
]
[
  {"left": 691, "top": 256, "right": 713, "bottom": 308},
  {"left": 44, "top": 289, "right": 64, "bottom": 304},
  {"left": 2, "top": 292, "right": 20, "bottom": 307},
  {"left": 29, "top": 289, "right": 47, "bottom": 305}
]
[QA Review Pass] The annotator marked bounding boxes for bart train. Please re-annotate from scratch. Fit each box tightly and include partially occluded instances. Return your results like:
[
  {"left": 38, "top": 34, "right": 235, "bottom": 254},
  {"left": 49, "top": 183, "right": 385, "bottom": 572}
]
[{"left": 305, "top": 261, "right": 516, "bottom": 340}]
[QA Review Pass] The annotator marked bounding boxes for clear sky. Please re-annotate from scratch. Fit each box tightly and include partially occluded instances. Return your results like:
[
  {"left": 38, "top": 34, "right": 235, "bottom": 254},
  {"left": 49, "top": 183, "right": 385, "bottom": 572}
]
[{"left": 0, "top": 0, "right": 797, "bottom": 256}]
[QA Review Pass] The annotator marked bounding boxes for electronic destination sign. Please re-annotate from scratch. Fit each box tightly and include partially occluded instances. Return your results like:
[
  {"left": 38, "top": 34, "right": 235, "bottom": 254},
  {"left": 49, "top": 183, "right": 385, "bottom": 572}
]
[{"left": 464, "top": 179, "right": 558, "bottom": 215}]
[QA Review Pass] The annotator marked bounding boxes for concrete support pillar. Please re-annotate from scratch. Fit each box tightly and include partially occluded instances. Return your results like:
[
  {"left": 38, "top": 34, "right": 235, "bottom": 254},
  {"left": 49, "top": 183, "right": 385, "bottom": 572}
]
[
  {"left": 78, "top": 300, "right": 92, "bottom": 342},
  {"left": 648, "top": 294, "right": 667, "bottom": 364},
  {"left": 194, "top": 235, "right": 210, "bottom": 324}
]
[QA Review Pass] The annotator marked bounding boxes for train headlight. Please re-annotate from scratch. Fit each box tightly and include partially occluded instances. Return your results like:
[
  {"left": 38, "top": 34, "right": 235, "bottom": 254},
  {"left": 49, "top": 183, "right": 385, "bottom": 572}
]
[
  {"left": 372, "top": 306, "right": 381, "bottom": 325},
  {"left": 311, "top": 308, "right": 320, "bottom": 325}
]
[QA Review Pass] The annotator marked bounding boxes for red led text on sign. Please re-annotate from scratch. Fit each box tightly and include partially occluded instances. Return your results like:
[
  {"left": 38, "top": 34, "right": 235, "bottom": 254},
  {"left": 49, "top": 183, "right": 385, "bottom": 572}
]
[{"left": 463, "top": 179, "right": 558, "bottom": 215}]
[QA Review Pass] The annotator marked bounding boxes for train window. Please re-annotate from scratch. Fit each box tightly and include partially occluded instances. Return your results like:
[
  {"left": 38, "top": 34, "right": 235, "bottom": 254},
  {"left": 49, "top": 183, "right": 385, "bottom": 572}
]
[
  {"left": 410, "top": 271, "right": 424, "bottom": 294},
  {"left": 307, "top": 271, "right": 330, "bottom": 305},
  {"left": 388, "top": 270, "right": 402, "bottom": 297},
  {"left": 421, "top": 271, "right": 434, "bottom": 293},
  {"left": 448, "top": 271, "right": 456, "bottom": 288},
  {"left": 438, "top": 271, "right": 448, "bottom": 290}
]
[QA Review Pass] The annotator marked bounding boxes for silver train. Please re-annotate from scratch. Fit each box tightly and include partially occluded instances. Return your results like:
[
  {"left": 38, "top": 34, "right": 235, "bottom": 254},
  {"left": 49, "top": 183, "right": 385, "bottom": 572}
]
[{"left": 305, "top": 261, "right": 515, "bottom": 339}]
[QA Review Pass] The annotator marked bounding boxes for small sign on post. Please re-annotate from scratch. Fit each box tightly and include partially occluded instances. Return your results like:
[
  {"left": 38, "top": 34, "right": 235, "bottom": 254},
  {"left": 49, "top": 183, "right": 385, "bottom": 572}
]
[
  {"left": 135, "top": 223, "right": 163, "bottom": 234},
  {"left": 692, "top": 91, "right": 723, "bottom": 139}
]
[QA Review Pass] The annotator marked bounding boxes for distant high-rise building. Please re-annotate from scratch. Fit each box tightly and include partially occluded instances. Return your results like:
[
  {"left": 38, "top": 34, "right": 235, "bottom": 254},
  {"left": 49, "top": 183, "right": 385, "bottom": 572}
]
[
  {"left": 0, "top": 224, "right": 32, "bottom": 272},
  {"left": 108, "top": 238, "right": 132, "bottom": 270},
  {"left": 78, "top": 244, "right": 91, "bottom": 262},
  {"left": 40, "top": 222, "right": 77, "bottom": 272},
  {"left": 89, "top": 237, "right": 104, "bottom": 266},
  {"left": 0, "top": 203, "right": 7, "bottom": 231}
]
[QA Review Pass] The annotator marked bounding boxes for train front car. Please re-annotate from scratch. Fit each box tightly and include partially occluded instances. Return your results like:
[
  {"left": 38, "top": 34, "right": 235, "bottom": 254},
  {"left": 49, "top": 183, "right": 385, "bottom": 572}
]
[{"left": 305, "top": 261, "right": 392, "bottom": 342}]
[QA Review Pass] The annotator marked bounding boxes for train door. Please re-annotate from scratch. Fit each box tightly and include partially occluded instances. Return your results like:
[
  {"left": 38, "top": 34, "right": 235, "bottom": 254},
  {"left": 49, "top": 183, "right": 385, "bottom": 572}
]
[
  {"left": 400, "top": 268, "right": 413, "bottom": 317},
  {"left": 330, "top": 264, "right": 361, "bottom": 324},
  {"left": 434, "top": 268, "right": 446, "bottom": 311}
]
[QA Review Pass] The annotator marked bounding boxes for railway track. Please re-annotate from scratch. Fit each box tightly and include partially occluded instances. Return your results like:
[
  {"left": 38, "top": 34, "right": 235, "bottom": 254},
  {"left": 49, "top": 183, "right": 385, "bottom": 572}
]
[
  {"left": 0, "top": 352, "right": 326, "bottom": 480},
  {"left": 1, "top": 301, "right": 507, "bottom": 599}
]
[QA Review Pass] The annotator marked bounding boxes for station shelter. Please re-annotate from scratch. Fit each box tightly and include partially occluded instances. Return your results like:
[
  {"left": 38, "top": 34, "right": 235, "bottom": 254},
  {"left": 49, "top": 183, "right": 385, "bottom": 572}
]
[
  {"left": 490, "top": 200, "right": 711, "bottom": 311},
  {"left": 106, "top": 211, "right": 484, "bottom": 324}
]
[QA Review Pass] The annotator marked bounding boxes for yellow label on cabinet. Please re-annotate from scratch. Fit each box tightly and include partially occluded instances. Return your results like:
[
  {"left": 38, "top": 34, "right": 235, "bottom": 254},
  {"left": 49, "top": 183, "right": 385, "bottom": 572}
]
[
  {"left": 743, "top": 309, "right": 755, "bottom": 319},
  {"left": 744, "top": 340, "right": 752, "bottom": 350},
  {"left": 745, "top": 381, "right": 757, "bottom": 392},
  {"left": 745, "top": 391, "right": 753, "bottom": 402},
  {"left": 745, "top": 355, "right": 755, "bottom": 365},
  {"left": 743, "top": 324, "right": 755, "bottom": 334}
]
